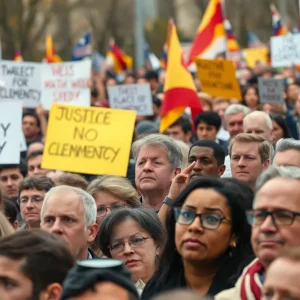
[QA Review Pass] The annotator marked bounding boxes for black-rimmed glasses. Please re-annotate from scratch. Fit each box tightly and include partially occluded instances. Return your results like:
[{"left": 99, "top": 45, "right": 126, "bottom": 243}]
[{"left": 108, "top": 236, "right": 151, "bottom": 254}]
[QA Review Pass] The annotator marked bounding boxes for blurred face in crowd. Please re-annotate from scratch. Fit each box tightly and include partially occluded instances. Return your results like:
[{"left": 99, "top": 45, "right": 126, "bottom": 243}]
[
  {"left": 271, "top": 120, "right": 284, "bottom": 145},
  {"left": 175, "top": 188, "right": 235, "bottom": 265},
  {"left": 0, "top": 256, "right": 33, "bottom": 300},
  {"left": 94, "top": 191, "right": 127, "bottom": 225},
  {"left": 19, "top": 188, "right": 45, "bottom": 229},
  {"left": 230, "top": 141, "right": 269, "bottom": 188},
  {"left": 26, "top": 142, "right": 44, "bottom": 157},
  {"left": 263, "top": 257, "right": 300, "bottom": 300},
  {"left": 243, "top": 116, "right": 272, "bottom": 142},
  {"left": 273, "top": 149, "right": 300, "bottom": 168},
  {"left": 0, "top": 168, "right": 23, "bottom": 200},
  {"left": 188, "top": 146, "right": 225, "bottom": 179},
  {"left": 226, "top": 112, "right": 245, "bottom": 138},
  {"left": 287, "top": 84, "right": 300, "bottom": 102},
  {"left": 41, "top": 190, "right": 98, "bottom": 260},
  {"left": 135, "top": 145, "right": 178, "bottom": 197},
  {"left": 27, "top": 154, "right": 50, "bottom": 177},
  {"left": 251, "top": 178, "right": 300, "bottom": 268},
  {"left": 196, "top": 122, "right": 218, "bottom": 141},
  {"left": 22, "top": 115, "right": 39, "bottom": 140},
  {"left": 243, "top": 87, "right": 259, "bottom": 109},
  {"left": 108, "top": 218, "right": 159, "bottom": 283},
  {"left": 106, "top": 78, "right": 117, "bottom": 87},
  {"left": 213, "top": 101, "right": 229, "bottom": 125},
  {"left": 295, "top": 93, "right": 300, "bottom": 115},
  {"left": 165, "top": 125, "right": 191, "bottom": 144},
  {"left": 240, "top": 68, "right": 252, "bottom": 83},
  {"left": 200, "top": 99, "right": 212, "bottom": 112}
]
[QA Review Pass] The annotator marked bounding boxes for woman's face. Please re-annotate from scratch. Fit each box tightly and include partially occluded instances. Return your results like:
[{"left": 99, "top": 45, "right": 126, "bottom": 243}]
[
  {"left": 109, "top": 219, "right": 159, "bottom": 283},
  {"left": 244, "top": 87, "right": 259, "bottom": 109},
  {"left": 271, "top": 120, "right": 284, "bottom": 145},
  {"left": 94, "top": 191, "right": 127, "bottom": 225},
  {"left": 175, "top": 188, "right": 234, "bottom": 264}
]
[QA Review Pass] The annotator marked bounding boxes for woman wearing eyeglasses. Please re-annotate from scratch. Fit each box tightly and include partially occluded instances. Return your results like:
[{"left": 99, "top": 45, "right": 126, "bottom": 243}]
[
  {"left": 98, "top": 208, "right": 166, "bottom": 293},
  {"left": 142, "top": 177, "right": 254, "bottom": 299}
]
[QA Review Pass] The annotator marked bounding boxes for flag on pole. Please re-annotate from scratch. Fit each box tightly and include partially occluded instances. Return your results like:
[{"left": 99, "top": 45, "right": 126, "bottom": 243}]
[
  {"left": 45, "top": 35, "right": 62, "bottom": 63},
  {"left": 71, "top": 32, "right": 92, "bottom": 61},
  {"left": 271, "top": 4, "right": 288, "bottom": 36},
  {"left": 186, "top": 0, "right": 226, "bottom": 66},
  {"left": 144, "top": 42, "right": 160, "bottom": 70},
  {"left": 247, "top": 32, "right": 265, "bottom": 48},
  {"left": 223, "top": 16, "right": 240, "bottom": 53},
  {"left": 160, "top": 20, "right": 202, "bottom": 134},
  {"left": 106, "top": 40, "right": 132, "bottom": 74},
  {"left": 160, "top": 44, "right": 168, "bottom": 69},
  {"left": 14, "top": 50, "right": 23, "bottom": 61}
]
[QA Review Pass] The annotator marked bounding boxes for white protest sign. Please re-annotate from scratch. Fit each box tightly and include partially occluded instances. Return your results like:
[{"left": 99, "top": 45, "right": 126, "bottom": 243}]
[
  {"left": 108, "top": 84, "right": 153, "bottom": 116},
  {"left": 271, "top": 34, "right": 300, "bottom": 67},
  {"left": 258, "top": 77, "right": 284, "bottom": 105},
  {"left": 0, "top": 101, "right": 22, "bottom": 164},
  {"left": 20, "top": 132, "right": 27, "bottom": 152},
  {"left": 0, "top": 61, "right": 42, "bottom": 108},
  {"left": 41, "top": 60, "right": 91, "bottom": 110}
]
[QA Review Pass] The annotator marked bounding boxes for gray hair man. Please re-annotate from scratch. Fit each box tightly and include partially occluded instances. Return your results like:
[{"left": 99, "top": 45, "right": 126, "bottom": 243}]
[
  {"left": 273, "top": 138, "right": 300, "bottom": 167},
  {"left": 40, "top": 185, "right": 98, "bottom": 260},
  {"left": 132, "top": 134, "right": 182, "bottom": 211},
  {"left": 216, "top": 165, "right": 300, "bottom": 299}
]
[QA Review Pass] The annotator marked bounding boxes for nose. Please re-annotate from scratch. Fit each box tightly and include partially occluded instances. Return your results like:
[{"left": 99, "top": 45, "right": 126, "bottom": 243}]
[
  {"left": 123, "top": 242, "right": 134, "bottom": 255},
  {"left": 237, "top": 157, "right": 246, "bottom": 167},
  {"left": 6, "top": 178, "right": 13, "bottom": 186},
  {"left": 188, "top": 216, "right": 204, "bottom": 233},
  {"left": 143, "top": 160, "right": 153, "bottom": 172},
  {"left": 260, "top": 215, "right": 277, "bottom": 232},
  {"left": 51, "top": 219, "right": 63, "bottom": 234},
  {"left": 33, "top": 167, "right": 40, "bottom": 175},
  {"left": 193, "top": 160, "right": 203, "bottom": 172},
  {"left": 26, "top": 199, "right": 34, "bottom": 209}
]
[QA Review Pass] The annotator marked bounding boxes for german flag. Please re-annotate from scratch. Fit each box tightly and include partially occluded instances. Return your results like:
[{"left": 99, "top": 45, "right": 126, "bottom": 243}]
[
  {"left": 186, "top": 0, "right": 226, "bottom": 66},
  {"left": 106, "top": 40, "right": 132, "bottom": 74},
  {"left": 45, "top": 35, "right": 62, "bottom": 63},
  {"left": 160, "top": 20, "right": 202, "bottom": 133}
]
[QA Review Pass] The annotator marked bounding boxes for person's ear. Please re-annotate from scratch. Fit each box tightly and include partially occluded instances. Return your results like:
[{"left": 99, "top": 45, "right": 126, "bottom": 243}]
[
  {"left": 262, "top": 159, "right": 270, "bottom": 170},
  {"left": 218, "top": 164, "right": 226, "bottom": 177},
  {"left": 12, "top": 220, "right": 19, "bottom": 230},
  {"left": 174, "top": 167, "right": 181, "bottom": 176},
  {"left": 186, "top": 131, "right": 192, "bottom": 143},
  {"left": 87, "top": 223, "right": 99, "bottom": 243},
  {"left": 39, "top": 283, "right": 62, "bottom": 300}
]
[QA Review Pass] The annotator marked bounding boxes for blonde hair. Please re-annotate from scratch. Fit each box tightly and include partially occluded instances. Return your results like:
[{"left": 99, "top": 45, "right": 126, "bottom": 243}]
[
  {"left": 229, "top": 133, "right": 272, "bottom": 162},
  {"left": 0, "top": 211, "right": 15, "bottom": 238},
  {"left": 87, "top": 176, "right": 141, "bottom": 208},
  {"left": 54, "top": 173, "right": 88, "bottom": 190}
]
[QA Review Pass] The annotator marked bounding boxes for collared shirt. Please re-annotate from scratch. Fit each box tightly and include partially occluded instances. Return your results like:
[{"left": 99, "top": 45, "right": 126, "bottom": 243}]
[{"left": 88, "top": 250, "right": 93, "bottom": 259}]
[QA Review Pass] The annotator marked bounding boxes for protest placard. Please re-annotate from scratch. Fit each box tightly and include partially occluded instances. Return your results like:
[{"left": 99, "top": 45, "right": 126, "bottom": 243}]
[
  {"left": 195, "top": 58, "right": 242, "bottom": 100},
  {"left": 243, "top": 48, "right": 268, "bottom": 68},
  {"left": 0, "top": 101, "right": 22, "bottom": 164},
  {"left": 271, "top": 34, "right": 300, "bottom": 67},
  {"left": 41, "top": 60, "right": 91, "bottom": 110},
  {"left": 108, "top": 84, "right": 153, "bottom": 116},
  {"left": 258, "top": 77, "right": 284, "bottom": 106},
  {"left": 0, "top": 61, "right": 42, "bottom": 108},
  {"left": 42, "top": 104, "right": 136, "bottom": 176}
]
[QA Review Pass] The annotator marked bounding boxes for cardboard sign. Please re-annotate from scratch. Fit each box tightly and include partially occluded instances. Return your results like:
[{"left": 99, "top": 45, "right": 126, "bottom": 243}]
[
  {"left": 0, "top": 61, "right": 42, "bottom": 108},
  {"left": 243, "top": 48, "right": 268, "bottom": 68},
  {"left": 108, "top": 84, "right": 153, "bottom": 116},
  {"left": 271, "top": 34, "right": 300, "bottom": 67},
  {"left": 0, "top": 101, "right": 22, "bottom": 164},
  {"left": 258, "top": 77, "right": 284, "bottom": 105},
  {"left": 195, "top": 58, "right": 242, "bottom": 100},
  {"left": 41, "top": 60, "right": 91, "bottom": 110},
  {"left": 42, "top": 104, "right": 136, "bottom": 176}
]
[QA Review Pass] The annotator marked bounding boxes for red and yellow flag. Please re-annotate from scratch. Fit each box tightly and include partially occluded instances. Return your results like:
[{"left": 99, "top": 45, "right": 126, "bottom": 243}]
[
  {"left": 14, "top": 50, "right": 23, "bottom": 61},
  {"left": 160, "top": 20, "right": 202, "bottom": 133},
  {"left": 45, "top": 35, "right": 62, "bottom": 63},
  {"left": 186, "top": 0, "right": 226, "bottom": 66}
]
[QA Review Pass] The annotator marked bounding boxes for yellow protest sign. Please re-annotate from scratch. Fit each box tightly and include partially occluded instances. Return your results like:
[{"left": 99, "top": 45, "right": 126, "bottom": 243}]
[
  {"left": 243, "top": 48, "right": 268, "bottom": 68},
  {"left": 195, "top": 58, "right": 242, "bottom": 100},
  {"left": 42, "top": 104, "right": 136, "bottom": 176}
]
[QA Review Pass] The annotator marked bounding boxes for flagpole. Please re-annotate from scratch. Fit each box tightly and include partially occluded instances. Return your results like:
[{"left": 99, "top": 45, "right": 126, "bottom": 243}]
[{"left": 135, "top": 0, "right": 145, "bottom": 69}]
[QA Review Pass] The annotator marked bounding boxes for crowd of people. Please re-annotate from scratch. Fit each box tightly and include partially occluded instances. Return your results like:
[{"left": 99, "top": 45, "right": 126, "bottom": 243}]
[{"left": 1, "top": 61, "right": 300, "bottom": 300}]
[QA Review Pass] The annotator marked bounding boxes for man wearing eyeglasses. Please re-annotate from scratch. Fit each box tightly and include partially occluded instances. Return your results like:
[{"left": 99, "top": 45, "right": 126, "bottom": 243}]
[
  {"left": 18, "top": 175, "right": 54, "bottom": 230},
  {"left": 216, "top": 165, "right": 300, "bottom": 300}
]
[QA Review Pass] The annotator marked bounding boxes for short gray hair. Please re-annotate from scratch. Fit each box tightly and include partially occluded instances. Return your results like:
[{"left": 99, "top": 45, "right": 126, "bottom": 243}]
[
  {"left": 41, "top": 185, "right": 97, "bottom": 227},
  {"left": 275, "top": 138, "right": 300, "bottom": 153},
  {"left": 132, "top": 134, "right": 183, "bottom": 169},
  {"left": 224, "top": 104, "right": 251, "bottom": 122},
  {"left": 243, "top": 111, "right": 273, "bottom": 130},
  {"left": 256, "top": 165, "right": 300, "bottom": 191}
]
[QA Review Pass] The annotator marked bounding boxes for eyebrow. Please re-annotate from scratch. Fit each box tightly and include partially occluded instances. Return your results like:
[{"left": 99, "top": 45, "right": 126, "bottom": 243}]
[{"left": 203, "top": 207, "right": 224, "bottom": 214}]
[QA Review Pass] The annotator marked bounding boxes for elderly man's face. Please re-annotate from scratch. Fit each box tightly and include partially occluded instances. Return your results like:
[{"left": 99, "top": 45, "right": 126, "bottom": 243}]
[
  {"left": 41, "top": 191, "right": 98, "bottom": 260},
  {"left": 243, "top": 117, "right": 272, "bottom": 143},
  {"left": 273, "top": 149, "right": 300, "bottom": 167}
]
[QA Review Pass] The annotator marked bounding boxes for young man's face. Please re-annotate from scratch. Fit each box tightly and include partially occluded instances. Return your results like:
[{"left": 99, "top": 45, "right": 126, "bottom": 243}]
[
  {"left": 196, "top": 122, "right": 218, "bottom": 141},
  {"left": 165, "top": 125, "right": 191, "bottom": 144},
  {"left": 0, "top": 168, "right": 24, "bottom": 200}
]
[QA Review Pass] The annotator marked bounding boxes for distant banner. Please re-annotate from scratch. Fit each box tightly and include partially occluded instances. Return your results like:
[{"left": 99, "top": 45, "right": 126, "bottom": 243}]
[
  {"left": 258, "top": 77, "right": 284, "bottom": 105},
  {"left": 0, "top": 61, "right": 42, "bottom": 108},
  {"left": 41, "top": 60, "right": 91, "bottom": 110},
  {"left": 108, "top": 84, "right": 153, "bottom": 116},
  {"left": 195, "top": 58, "right": 242, "bottom": 100},
  {"left": 0, "top": 101, "right": 22, "bottom": 164},
  {"left": 271, "top": 34, "right": 300, "bottom": 67},
  {"left": 42, "top": 104, "right": 136, "bottom": 176},
  {"left": 243, "top": 48, "right": 268, "bottom": 68}
]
